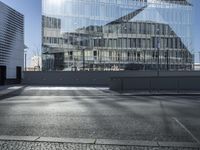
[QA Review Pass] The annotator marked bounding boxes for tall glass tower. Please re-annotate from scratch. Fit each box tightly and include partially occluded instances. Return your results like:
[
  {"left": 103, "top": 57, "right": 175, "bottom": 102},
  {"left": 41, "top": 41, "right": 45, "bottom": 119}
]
[{"left": 42, "top": 0, "right": 193, "bottom": 71}]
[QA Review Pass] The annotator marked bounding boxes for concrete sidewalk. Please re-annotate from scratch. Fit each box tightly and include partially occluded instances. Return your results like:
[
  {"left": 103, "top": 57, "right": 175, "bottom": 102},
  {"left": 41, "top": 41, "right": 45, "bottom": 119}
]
[
  {"left": 0, "top": 85, "right": 24, "bottom": 99},
  {"left": 0, "top": 85, "right": 10, "bottom": 91},
  {"left": 0, "top": 136, "right": 199, "bottom": 150},
  {"left": 0, "top": 85, "right": 23, "bottom": 92}
]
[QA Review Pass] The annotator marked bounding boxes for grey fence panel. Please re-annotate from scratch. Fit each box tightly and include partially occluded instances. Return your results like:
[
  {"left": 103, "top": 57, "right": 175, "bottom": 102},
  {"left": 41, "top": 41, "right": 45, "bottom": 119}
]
[
  {"left": 23, "top": 71, "right": 200, "bottom": 90},
  {"left": 150, "top": 77, "right": 179, "bottom": 91},
  {"left": 110, "top": 76, "right": 200, "bottom": 91},
  {"left": 178, "top": 77, "right": 200, "bottom": 90},
  {"left": 23, "top": 71, "right": 110, "bottom": 86},
  {"left": 23, "top": 71, "right": 157, "bottom": 86},
  {"left": 123, "top": 77, "right": 150, "bottom": 91}
]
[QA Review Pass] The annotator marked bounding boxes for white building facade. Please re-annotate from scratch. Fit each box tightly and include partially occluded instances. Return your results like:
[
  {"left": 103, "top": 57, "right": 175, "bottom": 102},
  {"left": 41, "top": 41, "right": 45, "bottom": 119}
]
[
  {"left": 0, "top": 1, "right": 24, "bottom": 84},
  {"left": 30, "top": 56, "right": 42, "bottom": 71}
]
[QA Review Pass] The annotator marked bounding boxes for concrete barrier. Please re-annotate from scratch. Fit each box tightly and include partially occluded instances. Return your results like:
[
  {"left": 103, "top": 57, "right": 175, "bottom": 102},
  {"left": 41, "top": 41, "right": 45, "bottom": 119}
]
[
  {"left": 23, "top": 71, "right": 157, "bottom": 86},
  {"left": 110, "top": 76, "right": 200, "bottom": 91},
  {"left": 23, "top": 71, "right": 200, "bottom": 89}
]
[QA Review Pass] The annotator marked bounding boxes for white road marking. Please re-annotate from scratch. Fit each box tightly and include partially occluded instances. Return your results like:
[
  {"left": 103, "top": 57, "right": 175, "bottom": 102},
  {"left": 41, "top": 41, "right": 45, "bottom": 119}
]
[
  {"left": 7, "top": 86, "right": 23, "bottom": 90},
  {"left": 25, "top": 87, "right": 109, "bottom": 91},
  {"left": 173, "top": 117, "right": 200, "bottom": 144}
]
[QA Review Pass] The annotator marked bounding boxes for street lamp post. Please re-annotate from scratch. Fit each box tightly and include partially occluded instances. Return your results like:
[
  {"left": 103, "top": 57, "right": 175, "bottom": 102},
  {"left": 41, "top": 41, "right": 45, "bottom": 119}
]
[
  {"left": 167, "top": 49, "right": 169, "bottom": 71},
  {"left": 157, "top": 28, "right": 160, "bottom": 77},
  {"left": 198, "top": 51, "right": 200, "bottom": 64},
  {"left": 120, "top": 20, "right": 127, "bottom": 71},
  {"left": 25, "top": 52, "right": 27, "bottom": 71},
  {"left": 24, "top": 49, "right": 28, "bottom": 71},
  {"left": 82, "top": 48, "right": 85, "bottom": 71}
]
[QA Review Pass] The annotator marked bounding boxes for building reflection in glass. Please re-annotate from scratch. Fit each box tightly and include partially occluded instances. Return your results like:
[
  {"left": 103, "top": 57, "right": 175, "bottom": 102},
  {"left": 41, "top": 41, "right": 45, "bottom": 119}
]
[{"left": 42, "top": 0, "right": 193, "bottom": 71}]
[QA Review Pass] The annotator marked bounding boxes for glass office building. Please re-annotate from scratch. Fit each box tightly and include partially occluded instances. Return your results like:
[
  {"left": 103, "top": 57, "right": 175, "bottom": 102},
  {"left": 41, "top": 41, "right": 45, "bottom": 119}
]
[{"left": 42, "top": 0, "right": 193, "bottom": 71}]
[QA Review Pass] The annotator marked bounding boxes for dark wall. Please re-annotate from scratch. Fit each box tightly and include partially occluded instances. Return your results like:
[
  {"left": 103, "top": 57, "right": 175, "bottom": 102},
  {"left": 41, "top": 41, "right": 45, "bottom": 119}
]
[
  {"left": 110, "top": 76, "right": 200, "bottom": 91},
  {"left": 23, "top": 71, "right": 156, "bottom": 86},
  {"left": 23, "top": 71, "right": 200, "bottom": 88}
]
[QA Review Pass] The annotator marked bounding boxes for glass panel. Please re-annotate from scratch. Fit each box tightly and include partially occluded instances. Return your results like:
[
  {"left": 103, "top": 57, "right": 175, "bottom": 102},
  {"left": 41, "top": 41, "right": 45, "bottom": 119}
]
[{"left": 42, "top": 0, "right": 193, "bottom": 71}]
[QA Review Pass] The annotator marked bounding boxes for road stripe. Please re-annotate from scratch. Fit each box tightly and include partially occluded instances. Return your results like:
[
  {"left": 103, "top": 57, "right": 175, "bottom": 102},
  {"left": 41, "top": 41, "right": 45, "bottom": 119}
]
[
  {"left": 25, "top": 87, "right": 109, "bottom": 91},
  {"left": 173, "top": 117, "right": 200, "bottom": 144}
]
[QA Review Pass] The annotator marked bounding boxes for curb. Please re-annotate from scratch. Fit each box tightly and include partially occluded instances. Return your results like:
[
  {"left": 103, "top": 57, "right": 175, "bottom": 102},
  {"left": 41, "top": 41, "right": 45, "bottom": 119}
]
[
  {"left": 0, "top": 86, "right": 25, "bottom": 100},
  {"left": 36, "top": 137, "right": 95, "bottom": 144},
  {"left": 120, "top": 93, "right": 200, "bottom": 96},
  {"left": 0, "top": 135, "right": 199, "bottom": 148}
]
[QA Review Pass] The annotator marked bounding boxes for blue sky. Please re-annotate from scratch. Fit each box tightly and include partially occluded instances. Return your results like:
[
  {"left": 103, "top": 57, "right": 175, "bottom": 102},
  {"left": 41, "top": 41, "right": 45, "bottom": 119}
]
[
  {"left": 193, "top": 0, "right": 200, "bottom": 61},
  {"left": 0, "top": 0, "right": 41, "bottom": 66},
  {"left": 0, "top": 0, "right": 200, "bottom": 64}
]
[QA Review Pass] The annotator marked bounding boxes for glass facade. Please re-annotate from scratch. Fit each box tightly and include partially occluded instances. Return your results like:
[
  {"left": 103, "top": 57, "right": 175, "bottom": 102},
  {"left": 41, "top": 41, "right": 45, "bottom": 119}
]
[{"left": 42, "top": 0, "right": 193, "bottom": 71}]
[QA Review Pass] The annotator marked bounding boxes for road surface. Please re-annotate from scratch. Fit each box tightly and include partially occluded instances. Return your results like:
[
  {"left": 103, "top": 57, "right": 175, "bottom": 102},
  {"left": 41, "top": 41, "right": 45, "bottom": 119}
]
[{"left": 0, "top": 86, "right": 200, "bottom": 149}]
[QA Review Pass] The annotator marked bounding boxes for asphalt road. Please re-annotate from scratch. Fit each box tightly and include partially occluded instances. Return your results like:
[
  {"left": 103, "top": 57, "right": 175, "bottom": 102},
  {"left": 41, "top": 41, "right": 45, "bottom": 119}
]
[{"left": 0, "top": 86, "right": 200, "bottom": 143}]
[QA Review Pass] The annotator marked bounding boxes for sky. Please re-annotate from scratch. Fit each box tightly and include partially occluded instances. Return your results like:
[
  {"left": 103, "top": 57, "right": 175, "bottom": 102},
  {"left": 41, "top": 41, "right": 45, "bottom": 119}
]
[
  {"left": 193, "top": 0, "right": 200, "bottom": 61},
  {"left": 0, "top": 0, "right": 41, "bottom": 66},
  {"left": 0, "top": 0, "right": 200, "bottom": 65}
]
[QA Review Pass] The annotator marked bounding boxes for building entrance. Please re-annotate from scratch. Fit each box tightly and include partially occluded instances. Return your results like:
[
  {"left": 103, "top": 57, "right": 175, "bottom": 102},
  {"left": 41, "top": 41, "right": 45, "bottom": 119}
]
[
  {"left": 16, "top": 66, "right": 22, "bottom": 83},
  {"left": 0, "top": 66, "right": 6, "bottom": 85}
]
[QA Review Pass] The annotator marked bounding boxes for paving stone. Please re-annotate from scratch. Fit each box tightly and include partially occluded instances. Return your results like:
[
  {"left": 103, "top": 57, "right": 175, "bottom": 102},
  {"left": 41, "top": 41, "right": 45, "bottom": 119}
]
[{"left": 0, "top": 140, "right": 199, "bottom": 150}]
